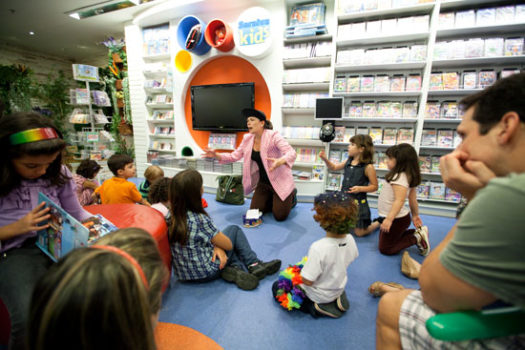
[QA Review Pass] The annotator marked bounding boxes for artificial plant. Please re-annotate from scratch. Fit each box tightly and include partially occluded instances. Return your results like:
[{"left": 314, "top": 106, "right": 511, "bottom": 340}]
[
  {"left": 34, "top": 70, "right": 73, "bottom": 142},
  {"left": 0, "top": 64, "right": 35, "bottom": 114}
]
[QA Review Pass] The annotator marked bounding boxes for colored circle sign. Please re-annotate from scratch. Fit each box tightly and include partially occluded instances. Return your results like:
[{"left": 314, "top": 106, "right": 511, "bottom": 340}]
[
  {"left": 234, "top": 7, "right": 272, "bottom": 58},
  {"left": 175, "top": 50, "right": 192, "bottom": 72}
]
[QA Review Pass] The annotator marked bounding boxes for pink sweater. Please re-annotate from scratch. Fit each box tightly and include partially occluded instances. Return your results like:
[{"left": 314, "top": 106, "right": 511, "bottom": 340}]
[{"left": 219, "top": 130, "right": 296, "bottom": 201}]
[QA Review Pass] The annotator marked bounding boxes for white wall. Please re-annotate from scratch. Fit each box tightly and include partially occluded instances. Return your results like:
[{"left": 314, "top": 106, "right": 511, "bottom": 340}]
[{"left": 0, "top": 41, "right": 75, "bottom": 82}]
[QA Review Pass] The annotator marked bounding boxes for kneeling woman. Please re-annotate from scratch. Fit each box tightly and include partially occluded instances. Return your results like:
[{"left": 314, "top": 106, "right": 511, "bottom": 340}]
[{"left": 203, "top": 108, "right": 296, "bottom": 221}]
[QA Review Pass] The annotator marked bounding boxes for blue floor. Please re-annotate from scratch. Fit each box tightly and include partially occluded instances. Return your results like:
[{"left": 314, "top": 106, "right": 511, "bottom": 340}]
[{"left": 158, "top": 192, "right": 455, "bottom": 350}]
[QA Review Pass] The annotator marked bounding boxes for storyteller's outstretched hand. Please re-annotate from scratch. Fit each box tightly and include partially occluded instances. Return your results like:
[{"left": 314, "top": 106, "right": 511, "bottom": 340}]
[{"left": 202, "top": 148, "right": 219, "bottom": 160}]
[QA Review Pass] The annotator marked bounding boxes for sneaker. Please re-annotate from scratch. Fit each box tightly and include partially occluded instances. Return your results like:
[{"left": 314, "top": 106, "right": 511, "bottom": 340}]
[
  {"left": 414, "top": 226, "right": 430, "bottom": 256},
  {"left": 220, "top": 265, "right": 259, "bottom": 290},
  {"left": 314, "top": 301, "right": 343, "bottom": 318},
  {"left": 248, "top": 259, "right": 282, "bottom": 280},
  {"left": 336, "top": 291, "right": 350, "bottom": 312}
]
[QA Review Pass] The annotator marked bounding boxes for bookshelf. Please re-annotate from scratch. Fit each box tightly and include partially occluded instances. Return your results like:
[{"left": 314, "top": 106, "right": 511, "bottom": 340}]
[
  {"left": 328, "top": 0, "right": 524, "bottom": 216},
  {"left": 140, "top": 24, "right": 176, "bottom": 163},
  {"left": 282, "top": 1, "right": 336, "bottom": 197}
]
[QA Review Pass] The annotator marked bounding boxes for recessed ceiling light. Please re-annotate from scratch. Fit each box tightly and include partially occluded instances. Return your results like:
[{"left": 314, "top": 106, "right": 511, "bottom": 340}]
[
  {"left": 29, "top": 31, "right": 35, "bottom": 35},
  {"left": 66, "top": 0, "right": 139, "bottom": 20}
]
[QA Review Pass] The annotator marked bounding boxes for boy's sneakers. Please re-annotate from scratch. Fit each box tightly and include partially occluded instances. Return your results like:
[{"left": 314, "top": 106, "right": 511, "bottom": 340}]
[
  {"left": 314, "top": 301, "right": 343, "bottom": 318},
  {"left": 248, "top": 259, "right": 282, "bottom": 280},
  {"left": 414, "top": 226, "right": 430, "bottom": 256},
  {"left": 220, "top": 265, "right": 259, "bottom": 290},
  {"left": 336, "top": 291, "right": 350, "bottom": 312}
]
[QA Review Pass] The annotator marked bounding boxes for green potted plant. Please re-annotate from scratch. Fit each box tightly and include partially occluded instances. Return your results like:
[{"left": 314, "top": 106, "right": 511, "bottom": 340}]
[{"left": 34, "top": 70, "right": 73, "bottom": 142}]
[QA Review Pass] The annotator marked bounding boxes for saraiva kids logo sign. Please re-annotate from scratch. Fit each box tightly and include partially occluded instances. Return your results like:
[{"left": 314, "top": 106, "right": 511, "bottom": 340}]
[{"left": 235, "top": 7, "right": 272, "bottom": 58}]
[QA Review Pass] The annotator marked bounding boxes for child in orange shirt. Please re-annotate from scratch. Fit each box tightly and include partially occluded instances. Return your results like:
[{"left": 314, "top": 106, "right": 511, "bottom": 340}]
[{"left": 94, "top": 154, "right": 150, "bottom": 206}]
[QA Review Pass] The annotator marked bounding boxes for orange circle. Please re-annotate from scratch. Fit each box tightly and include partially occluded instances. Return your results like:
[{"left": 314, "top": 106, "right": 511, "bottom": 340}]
[{"left": 184, "top": 56, "right": 271, "bottom": 151}]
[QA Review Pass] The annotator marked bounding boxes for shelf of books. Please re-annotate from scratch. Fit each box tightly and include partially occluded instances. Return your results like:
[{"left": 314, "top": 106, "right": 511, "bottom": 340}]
[
  {"left": 282, "top": 2, "right": 334, "bottom": 199},
  {"left": 337, "top": 1, "right": 435, "bottom": 22},
  {"left": 140, "top": 23, "right": 175, "bottom": 167},
  {"left": 326, "top": 0, "right": 525, "bottom": 215}
]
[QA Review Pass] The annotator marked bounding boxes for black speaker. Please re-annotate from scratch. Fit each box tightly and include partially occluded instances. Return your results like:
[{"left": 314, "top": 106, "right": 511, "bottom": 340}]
[{"left": 319, "top": 121, "right": 335, "bottom": 142}]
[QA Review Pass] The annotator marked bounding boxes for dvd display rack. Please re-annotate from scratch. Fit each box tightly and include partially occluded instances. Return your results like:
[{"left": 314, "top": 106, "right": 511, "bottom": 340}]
[{"left": 282, "top": 0, "right": 524, "bottom": 214}]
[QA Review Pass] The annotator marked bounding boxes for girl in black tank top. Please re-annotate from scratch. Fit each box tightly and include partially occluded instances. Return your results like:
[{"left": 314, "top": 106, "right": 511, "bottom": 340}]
[{"left": 319, "top": 134, "right": 379, "bottom": 237}]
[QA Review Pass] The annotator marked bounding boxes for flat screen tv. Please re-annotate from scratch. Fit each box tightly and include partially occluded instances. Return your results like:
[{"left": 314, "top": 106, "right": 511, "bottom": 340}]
[
  {"left": 191, "top": 82, "right": 255, "bottom": 132},
  {"left": 315, "top": 97, "right": 344, "bottom": 120}
]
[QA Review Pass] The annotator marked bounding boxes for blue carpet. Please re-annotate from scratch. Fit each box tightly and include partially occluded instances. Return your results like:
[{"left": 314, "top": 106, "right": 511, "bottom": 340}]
[{"left": 158, "top": 192, "right": 455, "bottom": 350}]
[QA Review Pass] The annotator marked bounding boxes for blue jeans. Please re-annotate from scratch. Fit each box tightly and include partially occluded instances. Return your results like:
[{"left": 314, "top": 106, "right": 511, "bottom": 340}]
[
  {"left": 222, "top": 225, "right": 258, "bottom": 270},
  {"left": 181, "top": 225, "right": 259, "bottom": 283},
  {"left": 0, "top": 240, "right": 51, "bottom": 350}
]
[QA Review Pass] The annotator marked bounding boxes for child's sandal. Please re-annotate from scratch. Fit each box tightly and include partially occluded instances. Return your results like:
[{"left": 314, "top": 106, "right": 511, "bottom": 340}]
[{"left": 368, "top": 281, "right": 405, "bottom": 297}]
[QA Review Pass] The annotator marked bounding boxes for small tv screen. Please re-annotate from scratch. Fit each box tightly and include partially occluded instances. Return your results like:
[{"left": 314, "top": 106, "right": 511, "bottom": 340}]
[
  {"left": 315, "top": 97, "right": 343, "bottom": 120},
  {"left": 191, "top": 82, "right": 254, "bottom": 132}
]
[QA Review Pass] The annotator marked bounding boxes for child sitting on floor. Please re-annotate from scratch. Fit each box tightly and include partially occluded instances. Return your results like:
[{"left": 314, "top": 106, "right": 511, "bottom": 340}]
[
  {"left": 94, "top": 154, "right": 150, "bottom": 206},
  {"left": 148, "top": 177, "right": 171, "bottom": 225},
  {"left": 272, "top": 191, "right": 359, "bottom": 318},
  {"left": 73, "top": 159, "right": 101, "bottom": 206},
  {"left": 169, "top": 169, "right": 281, "bottom": 291},
  {"left": 139, "top": 165, "right": 164, "bottom": 200}
]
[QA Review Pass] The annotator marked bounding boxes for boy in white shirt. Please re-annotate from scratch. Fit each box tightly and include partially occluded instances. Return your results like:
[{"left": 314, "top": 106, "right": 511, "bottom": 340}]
[{"left": 272, "top": 191, "right": 359, "bottom": 318}]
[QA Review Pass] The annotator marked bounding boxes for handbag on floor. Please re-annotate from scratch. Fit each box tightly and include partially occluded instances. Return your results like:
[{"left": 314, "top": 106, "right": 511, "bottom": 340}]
[{"left": 216, "top": 175, "right": 244, "bottom": 205}]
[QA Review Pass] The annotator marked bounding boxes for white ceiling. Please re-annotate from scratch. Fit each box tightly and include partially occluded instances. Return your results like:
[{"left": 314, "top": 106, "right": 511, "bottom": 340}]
[{"left": 0, "top": 0, "right": 164, "bottom": 66}]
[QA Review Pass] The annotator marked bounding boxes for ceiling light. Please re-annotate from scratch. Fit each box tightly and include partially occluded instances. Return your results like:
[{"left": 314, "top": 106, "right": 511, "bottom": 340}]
[
  {"left": 29, "top": 31, "right": 35, "bottom": 35},
  {"left": 66, "top": 0, "right": 139, "bottom": 20}
]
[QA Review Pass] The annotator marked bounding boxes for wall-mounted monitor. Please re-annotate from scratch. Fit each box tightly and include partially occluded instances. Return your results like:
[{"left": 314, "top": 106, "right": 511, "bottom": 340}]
[
  {"left": 315, "top": 97, "right": 344, "bottom": 120},
  {"left": 191, "top": 82, "right": 254, "bottom": 132}
]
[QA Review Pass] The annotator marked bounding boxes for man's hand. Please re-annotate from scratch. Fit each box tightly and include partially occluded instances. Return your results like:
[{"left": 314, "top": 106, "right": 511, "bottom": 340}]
[
  {"left": 440, "top": 151, "right": 496, "bottom": 201},
  {"left": 212, "top": 246, "right": 228, "bottom": 269}
]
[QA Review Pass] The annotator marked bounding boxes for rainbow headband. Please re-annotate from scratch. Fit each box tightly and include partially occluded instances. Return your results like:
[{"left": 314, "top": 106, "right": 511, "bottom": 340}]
[{"left": 9, "top": 127, "right": 59, "bottom": 145}]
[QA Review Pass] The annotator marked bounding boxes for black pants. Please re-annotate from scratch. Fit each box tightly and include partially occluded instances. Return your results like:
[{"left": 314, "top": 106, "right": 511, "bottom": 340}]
[{"left": 250, "top": 182, "right": 293, "bottom": 221}]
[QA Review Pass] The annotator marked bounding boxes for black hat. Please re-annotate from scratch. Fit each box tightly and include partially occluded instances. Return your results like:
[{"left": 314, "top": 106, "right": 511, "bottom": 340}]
[{"left": 241, "top": 108, "right": 266, "bottom": 121}]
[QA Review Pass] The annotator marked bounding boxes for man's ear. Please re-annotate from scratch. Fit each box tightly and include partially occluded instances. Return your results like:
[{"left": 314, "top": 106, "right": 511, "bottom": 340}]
[{"left": 497, "top": 111, "right": 521, "bottom": 145}]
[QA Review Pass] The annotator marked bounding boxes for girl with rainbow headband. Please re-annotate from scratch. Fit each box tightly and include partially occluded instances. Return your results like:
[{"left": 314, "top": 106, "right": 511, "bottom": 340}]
[
  {"left": 0, "top": 112, "right": 92, "bottom": 348},
  {"left": 272, "top": 191, "right": 359, "bottom": 318}
]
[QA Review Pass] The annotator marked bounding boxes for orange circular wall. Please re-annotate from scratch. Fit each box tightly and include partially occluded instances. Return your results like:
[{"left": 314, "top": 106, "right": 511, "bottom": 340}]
[{"left": 184, "top": 55, "right": 271, "bottom": 151}]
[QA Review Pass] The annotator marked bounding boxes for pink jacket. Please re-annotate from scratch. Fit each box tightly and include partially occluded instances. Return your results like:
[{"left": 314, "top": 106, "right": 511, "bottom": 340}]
[{"left": 219, "top": 129, "right": 296, "bottom": 201}]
